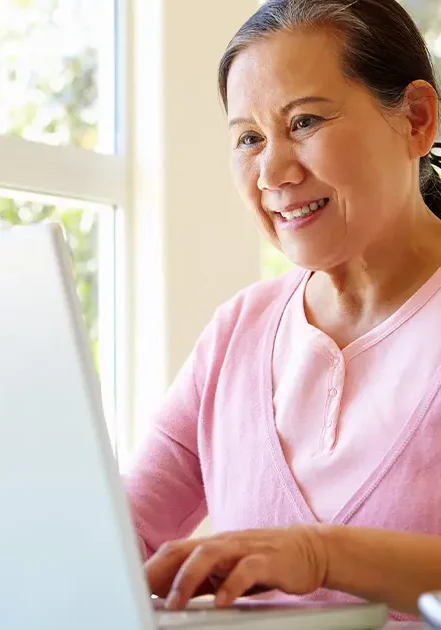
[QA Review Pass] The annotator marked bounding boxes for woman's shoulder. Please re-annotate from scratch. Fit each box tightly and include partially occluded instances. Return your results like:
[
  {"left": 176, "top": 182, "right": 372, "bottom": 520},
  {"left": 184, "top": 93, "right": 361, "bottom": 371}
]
[
  {"left": 189, "top": 267, "right": 308, "bottom": 376},
  {"left": 189, "top": 266, "right": 307, "bottom": 395},
  {"left": 211, "top": 266, "right": 307, "bottom": 335}
]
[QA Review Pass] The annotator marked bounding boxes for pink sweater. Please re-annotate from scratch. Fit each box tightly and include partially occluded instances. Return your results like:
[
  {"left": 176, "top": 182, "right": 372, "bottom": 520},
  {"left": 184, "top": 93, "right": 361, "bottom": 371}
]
[
  {"left": 272, "top": 267, "right": 441, "bottom": 521},
  {"left": 125, "top": 268, "right": 441, "bottom": 620}
]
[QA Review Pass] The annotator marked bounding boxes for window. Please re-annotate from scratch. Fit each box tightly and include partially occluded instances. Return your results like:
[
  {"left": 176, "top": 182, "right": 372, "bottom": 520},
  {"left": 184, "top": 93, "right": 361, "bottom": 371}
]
[
  {"left": 0, "top": 189, "right": 113, "bottom": 387},
  {"left": 0, "top": 1, "right": 278, "bottom": 463},
  {"left": 0, "top": 0, "right": 126, "bottom": 455},
  {"left": 400, "top": 0, "right": 441, "bottom": 79},
  {"left": 0, "top": 0, "right": 114, "bottom": 151}
]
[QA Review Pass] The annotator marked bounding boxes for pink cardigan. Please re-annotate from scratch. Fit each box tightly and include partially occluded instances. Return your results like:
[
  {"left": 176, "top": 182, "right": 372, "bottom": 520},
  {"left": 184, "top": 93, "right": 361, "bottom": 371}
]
[{"left": 125, "top": 268, "right": 441, "bottom": 621}]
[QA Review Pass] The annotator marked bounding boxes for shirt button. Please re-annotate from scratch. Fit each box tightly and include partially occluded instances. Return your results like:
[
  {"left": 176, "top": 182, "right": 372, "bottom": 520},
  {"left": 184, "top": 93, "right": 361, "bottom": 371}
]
[
  {"left": 329, "top": 388, "right": 337, "bottom": 397},
  {"left": 333, "top": 357, "right": 340, "bottom": 366}
]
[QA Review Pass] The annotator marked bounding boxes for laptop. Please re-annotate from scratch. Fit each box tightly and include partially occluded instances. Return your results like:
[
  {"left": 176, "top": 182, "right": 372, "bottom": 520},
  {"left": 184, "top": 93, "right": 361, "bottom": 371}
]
[{"left": 0, "top": 222, "right": 388, "bottom": 630}]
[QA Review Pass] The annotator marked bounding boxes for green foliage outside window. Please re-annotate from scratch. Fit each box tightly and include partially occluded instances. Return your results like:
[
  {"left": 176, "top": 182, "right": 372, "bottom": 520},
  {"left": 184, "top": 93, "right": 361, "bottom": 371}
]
[{"left": 0, "top": 0, "right": 105, "bottom": 368}]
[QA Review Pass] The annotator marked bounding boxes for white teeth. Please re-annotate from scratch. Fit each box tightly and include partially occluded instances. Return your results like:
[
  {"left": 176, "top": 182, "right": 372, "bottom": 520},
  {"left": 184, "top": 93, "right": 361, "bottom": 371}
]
[
  {"left": 280, "top": 198, "right": 327, "bottom": 220},
  {"left": 281, "top": 210, "right": 297, "bottom": 220}
]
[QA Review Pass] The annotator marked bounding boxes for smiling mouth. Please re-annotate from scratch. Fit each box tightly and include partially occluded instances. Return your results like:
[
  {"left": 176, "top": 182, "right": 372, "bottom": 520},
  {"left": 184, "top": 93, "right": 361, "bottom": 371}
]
[{"left": 277, "top": 198, "right": 329, "bottom": 221}]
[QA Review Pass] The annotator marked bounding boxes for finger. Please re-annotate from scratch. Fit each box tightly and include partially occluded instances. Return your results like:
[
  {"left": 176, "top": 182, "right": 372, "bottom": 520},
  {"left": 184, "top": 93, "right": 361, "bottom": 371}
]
[
  {"left": 166, "top": 541, "right": 243, "bottom": 609},
  {"left": 137, "top": 536, "right": 148, "bottom": 561},
  {"left": 145, "top": 539, "right": 202, "bottom": 598},
  {"left": 215, "top": 554, "right": 270, "bottom": 608}
]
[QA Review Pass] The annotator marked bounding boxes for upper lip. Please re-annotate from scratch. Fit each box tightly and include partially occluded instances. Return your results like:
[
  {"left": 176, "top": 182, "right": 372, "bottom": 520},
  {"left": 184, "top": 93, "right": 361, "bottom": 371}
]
[{"left": 271, "top": 198, "right": 328, "bottom": 214}]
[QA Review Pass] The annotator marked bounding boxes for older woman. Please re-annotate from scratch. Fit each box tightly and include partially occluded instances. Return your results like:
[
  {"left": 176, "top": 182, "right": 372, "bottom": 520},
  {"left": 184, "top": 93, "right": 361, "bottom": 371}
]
[{"left": 125, "top": 0, "right": 441, "bottom": 619}]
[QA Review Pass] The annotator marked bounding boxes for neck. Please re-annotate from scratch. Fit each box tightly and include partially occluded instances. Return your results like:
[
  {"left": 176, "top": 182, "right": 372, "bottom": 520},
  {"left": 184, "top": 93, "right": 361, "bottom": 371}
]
[{"left": 310, "top": 204, "right": 441, "bottom": 322}]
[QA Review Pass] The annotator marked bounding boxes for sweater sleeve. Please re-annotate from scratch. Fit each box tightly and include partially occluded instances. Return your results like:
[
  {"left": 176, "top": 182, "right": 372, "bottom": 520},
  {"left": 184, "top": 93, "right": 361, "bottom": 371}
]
[
  {"left": 123, "top": 271, "right": 301, "bottom": 560},
  {"left": 123, "top": 325, "right": 211, "bottom": 559}
]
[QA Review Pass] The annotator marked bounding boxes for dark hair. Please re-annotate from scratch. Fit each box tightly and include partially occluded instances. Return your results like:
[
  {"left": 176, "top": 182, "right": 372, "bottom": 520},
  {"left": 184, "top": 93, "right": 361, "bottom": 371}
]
[{"left": 218, "top": 0, "right": 441, "bottom": 220}]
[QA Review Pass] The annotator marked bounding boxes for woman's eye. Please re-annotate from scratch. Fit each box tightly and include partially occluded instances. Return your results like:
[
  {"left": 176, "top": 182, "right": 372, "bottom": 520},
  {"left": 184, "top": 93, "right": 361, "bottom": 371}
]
[
  {"left": 237, "top": 133, "right": 262, "bottom": 148},
  {"left": 291, "top": 115, "right": 322, "bottom": 132}
]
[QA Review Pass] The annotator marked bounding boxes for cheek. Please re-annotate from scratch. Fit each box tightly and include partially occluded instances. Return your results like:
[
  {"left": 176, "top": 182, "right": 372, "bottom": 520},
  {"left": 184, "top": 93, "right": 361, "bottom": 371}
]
[
  {"left": 300, "top": 126, "right": 392, "bottom": 214},
  {"left": 305, "top": 126, "right": 409, "bottom": 244},
  {"left": 231, "top": 154, "right": 280, "bottom": 246},
  {"left": 304, "top": 128, "right": 368, "bottom": 189},
  {"left": 232, "top": 155, "right": 261, "bottom": 208}
]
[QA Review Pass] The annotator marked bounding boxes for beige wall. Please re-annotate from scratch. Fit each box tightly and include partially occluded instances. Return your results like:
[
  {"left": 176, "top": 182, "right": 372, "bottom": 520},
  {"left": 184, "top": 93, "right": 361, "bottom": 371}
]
[
  {"left": 129, "top": 0, "right": 261, "bottom": 447},
  {"left": 163, "top": 0, "right": 262, "bottom": 382}
]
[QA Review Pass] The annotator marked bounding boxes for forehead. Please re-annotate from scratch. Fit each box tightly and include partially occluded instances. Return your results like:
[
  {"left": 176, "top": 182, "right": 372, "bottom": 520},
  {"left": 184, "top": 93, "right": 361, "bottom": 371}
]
[{"left": 226, "top": 28, "right": 350, "bottom": 115}]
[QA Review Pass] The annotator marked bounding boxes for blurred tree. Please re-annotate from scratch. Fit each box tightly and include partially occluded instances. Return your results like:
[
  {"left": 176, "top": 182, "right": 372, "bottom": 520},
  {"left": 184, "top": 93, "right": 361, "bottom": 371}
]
[
  {"left": 400, "top": 1, "right": 441, "bottom": 83},
  {"left": 261, "top": 241, "right": 293, "bottom": 280}
]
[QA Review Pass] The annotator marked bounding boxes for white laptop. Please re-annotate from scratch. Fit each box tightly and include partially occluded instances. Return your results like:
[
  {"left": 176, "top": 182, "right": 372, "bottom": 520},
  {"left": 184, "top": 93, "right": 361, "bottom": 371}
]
[{"left": 0, "top": 222, "right": 388, "bottom": 630}]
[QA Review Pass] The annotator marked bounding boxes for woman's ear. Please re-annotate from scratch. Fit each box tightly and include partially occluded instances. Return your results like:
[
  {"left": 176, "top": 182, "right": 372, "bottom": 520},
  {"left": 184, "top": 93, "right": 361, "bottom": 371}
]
[{"left": 405, "top": 80, "right": 439, "bottom": 158}]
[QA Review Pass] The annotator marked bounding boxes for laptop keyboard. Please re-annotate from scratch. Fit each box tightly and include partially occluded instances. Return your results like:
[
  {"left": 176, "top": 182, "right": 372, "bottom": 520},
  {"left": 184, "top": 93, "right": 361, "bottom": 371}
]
[{"left": 157, "top": 608, "right": 247, "bottom": 627}]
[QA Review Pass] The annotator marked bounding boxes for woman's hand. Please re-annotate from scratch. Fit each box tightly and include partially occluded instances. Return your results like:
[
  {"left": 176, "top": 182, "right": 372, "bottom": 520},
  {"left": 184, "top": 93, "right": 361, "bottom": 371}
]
[{"left": 145, "top": 525, "right": 328, "bottom": 610}]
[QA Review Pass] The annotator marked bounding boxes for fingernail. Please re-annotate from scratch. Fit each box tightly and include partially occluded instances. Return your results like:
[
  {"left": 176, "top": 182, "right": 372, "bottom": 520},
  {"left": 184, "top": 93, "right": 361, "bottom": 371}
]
[
  {"left": 215, "top": 590, "right": 228, "bottom": 608},
  {"left": 165, "top": 590, "right": 181, "bottom": 610}
]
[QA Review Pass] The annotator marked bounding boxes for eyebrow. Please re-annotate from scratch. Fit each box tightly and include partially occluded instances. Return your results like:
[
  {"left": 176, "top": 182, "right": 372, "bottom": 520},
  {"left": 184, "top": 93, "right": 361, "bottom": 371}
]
[{"left": 228, "top": 96, "right": 333, "bottom": 129}]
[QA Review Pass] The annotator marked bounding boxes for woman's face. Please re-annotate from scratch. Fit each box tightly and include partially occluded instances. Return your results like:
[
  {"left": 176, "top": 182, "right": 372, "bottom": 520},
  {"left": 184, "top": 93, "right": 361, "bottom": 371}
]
[{"left": 226, "top": 29, "right": 418, "bottom": 270}]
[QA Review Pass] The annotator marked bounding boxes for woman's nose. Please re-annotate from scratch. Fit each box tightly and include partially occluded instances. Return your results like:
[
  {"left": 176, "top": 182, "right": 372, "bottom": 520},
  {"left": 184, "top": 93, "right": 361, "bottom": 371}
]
[{"left": 257, "top": 143, "right": 306, "bottom": 191}]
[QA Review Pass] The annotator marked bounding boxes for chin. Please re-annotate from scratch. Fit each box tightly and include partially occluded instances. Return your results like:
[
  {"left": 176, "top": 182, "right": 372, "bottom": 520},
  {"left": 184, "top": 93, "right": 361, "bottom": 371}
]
[{"left": 281, "top": 247, "right": 343, "bottom": 272}]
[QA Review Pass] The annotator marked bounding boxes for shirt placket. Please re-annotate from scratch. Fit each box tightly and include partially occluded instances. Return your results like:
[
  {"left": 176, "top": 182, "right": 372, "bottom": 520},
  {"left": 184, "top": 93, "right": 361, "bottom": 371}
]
[{"left": 319, "top": 352, "right": 345, "bottom": 453}]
